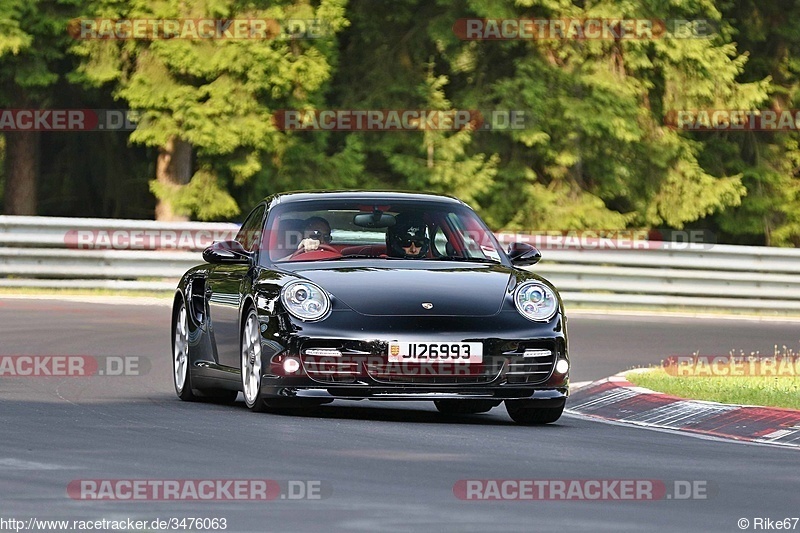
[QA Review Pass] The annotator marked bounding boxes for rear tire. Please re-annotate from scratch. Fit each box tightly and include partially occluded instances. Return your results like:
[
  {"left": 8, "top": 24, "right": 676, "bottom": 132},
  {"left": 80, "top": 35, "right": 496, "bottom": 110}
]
[
  {"left": 173, "top": 300, "right": 197, "bottom": 401},
  {"left": 174, "top": 297, "right": 239, "bottom": 404},
  {"left": 434, "top": 400, "right": 499, "bottom": 415},
  {"left": 505, "top": 400, "right": 565, "bottom": 425}
]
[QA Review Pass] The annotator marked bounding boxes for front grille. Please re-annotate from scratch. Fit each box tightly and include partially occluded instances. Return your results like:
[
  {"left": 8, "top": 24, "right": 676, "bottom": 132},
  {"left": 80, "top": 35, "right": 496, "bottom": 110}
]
[
  {"left": 302, "top": 360, "right": 360, "bottom": 383},
  {"left": 301, "top": 349, "right": 361, "bottom": 384},
  {"left": 504, "top": 347, "right": 556, "bottom": 384},
  {"left": 365, "top": 362, "right": 499, "bottom": 385},
  {"left": 299, "top": 340, "right": 560, "bottom": 386}
]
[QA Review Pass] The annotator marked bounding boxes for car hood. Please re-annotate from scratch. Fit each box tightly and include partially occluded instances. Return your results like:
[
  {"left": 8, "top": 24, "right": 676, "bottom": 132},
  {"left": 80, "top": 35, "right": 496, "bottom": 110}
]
[{"left": 289, "top": 262, "right": 514, "bottom": 317}]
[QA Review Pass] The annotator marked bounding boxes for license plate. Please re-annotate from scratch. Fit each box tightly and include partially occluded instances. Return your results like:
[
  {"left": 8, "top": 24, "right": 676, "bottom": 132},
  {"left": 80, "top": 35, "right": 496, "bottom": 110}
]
[{"left": 388, "top": 342, "right": 483, "bottom": 363}]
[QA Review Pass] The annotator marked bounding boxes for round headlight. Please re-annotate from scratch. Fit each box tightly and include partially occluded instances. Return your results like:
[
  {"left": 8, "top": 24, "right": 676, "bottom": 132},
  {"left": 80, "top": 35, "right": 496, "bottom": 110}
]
[
  {"left": 281, "top": 281, "right": 330, "bottom": 321},
  {"left": 514, "top": 281, "right": 558, "bottom": 322}
]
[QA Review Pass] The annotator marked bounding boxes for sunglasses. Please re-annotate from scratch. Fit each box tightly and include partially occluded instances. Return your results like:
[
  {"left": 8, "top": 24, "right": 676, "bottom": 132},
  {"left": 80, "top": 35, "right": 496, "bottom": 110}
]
[
  {"left": 306, "top": 230, "right": 332, "bottom": 243},
  {"left": 401, "top": 240, "right": 425, "bottom": 248}
]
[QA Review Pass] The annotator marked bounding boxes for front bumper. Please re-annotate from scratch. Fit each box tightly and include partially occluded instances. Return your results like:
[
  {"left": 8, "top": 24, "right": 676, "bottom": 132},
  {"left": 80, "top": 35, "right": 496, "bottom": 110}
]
[
  {"left": 257, "top": 308, "right": 569, "bottom": 402},
  {"left": 260, "top": 383, "right": 568, "bottom": 402},
  {"left": 260, "top": 340, "right": 569, "bottom": 401}
]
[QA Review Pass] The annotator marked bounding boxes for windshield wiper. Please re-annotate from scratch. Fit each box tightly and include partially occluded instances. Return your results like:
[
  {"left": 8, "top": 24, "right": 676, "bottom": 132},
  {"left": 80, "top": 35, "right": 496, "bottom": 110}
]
[
  {"left": 426, "top": 256, "right": 499, "bottom": 264},
  {"left": 324, "top": 254, "right": 396, "bottom": 260}
]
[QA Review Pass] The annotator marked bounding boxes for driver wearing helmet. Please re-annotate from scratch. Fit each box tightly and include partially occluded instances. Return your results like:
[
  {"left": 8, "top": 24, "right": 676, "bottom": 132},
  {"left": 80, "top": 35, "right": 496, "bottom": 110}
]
[{"left": 387, "top": 215, "right": 430, "bottom": 258}]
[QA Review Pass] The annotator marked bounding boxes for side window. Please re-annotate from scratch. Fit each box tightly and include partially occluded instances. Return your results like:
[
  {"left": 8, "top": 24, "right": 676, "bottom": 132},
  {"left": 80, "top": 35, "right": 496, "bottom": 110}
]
[
  {"left": 432, "top": 227, "right": 451, "bottom": 257},
  {"left": 236, "top": 205, "right": 266, "bottom": 253},
  {"left": 447, "top": 212, "right": 492, "bottom": 259}
]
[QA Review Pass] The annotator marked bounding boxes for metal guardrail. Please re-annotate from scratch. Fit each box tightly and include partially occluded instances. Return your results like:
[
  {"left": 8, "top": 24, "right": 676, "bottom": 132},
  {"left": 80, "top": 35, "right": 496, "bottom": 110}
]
[
  {"left": 0, "top": 216, "right": 235, "bottom": 292},
  {"left": 2, "top": 215, "right": 800, "bottom": 311}
]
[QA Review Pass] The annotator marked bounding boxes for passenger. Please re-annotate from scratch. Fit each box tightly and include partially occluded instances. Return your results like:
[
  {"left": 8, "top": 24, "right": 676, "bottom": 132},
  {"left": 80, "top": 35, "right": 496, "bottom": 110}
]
[{"left": 386, "top": 215, "right": 430, "bottom": 258}]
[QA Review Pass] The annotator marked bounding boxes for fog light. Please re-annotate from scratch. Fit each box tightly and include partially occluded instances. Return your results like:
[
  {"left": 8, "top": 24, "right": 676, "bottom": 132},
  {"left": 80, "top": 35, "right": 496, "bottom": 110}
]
[
  {"left": 555, "top": 358, "right": 569, "bottom": 374},
  {"left": 283, "top": 357, "right": 301, "bottom": 374}
]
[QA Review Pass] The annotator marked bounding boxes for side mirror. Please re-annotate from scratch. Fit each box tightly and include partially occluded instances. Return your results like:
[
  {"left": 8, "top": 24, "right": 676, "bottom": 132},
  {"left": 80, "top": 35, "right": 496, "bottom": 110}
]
[
  {"left": 202, "top": 241, "right": 252, "bottom": 264},
  {"left": 507, "top": 242, "right": 541, "bottom": 266}
]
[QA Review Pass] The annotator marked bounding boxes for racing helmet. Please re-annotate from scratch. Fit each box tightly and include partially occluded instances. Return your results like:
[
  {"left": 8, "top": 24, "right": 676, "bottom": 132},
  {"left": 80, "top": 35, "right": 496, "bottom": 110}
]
[{"left": 387, "top": 215, "right": 430, "bottom": 258}]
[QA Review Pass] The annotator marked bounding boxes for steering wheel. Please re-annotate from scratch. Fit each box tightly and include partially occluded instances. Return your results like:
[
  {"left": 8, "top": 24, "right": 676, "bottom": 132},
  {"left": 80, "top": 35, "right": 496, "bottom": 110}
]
[{"left": 289, "top": 244, "right": 340, "bottom": 259}]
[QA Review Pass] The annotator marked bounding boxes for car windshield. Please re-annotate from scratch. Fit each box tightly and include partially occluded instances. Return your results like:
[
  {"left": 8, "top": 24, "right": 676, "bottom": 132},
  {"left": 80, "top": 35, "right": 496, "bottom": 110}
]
[{"left": 265, "top": 199, "right": 504, "bottom": 264}]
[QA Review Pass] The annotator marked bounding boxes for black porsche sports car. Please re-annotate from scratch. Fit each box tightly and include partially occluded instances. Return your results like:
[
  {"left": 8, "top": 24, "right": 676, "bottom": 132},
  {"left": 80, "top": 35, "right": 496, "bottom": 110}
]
[{"left": 172, "top": 191, "right": 569, "bottom": 424}]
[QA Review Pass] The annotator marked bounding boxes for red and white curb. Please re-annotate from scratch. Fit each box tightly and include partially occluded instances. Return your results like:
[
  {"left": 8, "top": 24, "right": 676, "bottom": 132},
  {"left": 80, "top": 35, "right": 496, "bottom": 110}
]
[{"left": 567, "top": 374, "right": 800, "bottom": 448}]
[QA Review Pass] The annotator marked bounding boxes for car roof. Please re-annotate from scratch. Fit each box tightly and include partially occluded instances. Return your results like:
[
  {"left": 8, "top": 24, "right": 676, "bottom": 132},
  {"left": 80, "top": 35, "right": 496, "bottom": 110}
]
[{"left": 267, "top": 190, "right": 466, "bottom": 206}]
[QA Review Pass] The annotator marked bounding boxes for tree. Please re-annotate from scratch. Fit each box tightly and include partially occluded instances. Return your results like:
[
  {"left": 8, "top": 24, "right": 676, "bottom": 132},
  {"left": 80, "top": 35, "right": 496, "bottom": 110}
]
[
  {"left": 328, "top": 0, "right": 769, "bottom": 234},
  {"left": 708, "top": 0, "right": 800, "bottom": 245},
  {"left": 386, "top": 67, "right": 498, "bottom": 207},
  {"left": 72, "top": 0, "right": 349, "bottom": 220},
  {"left": 0, "top": 0, "right": 81, "bottom": 215},
  {"left": 327, "top": 0, "right": 499, "bottom": 206},
  {"left": 458, "top": 0, "right": 768, "bottom": 231}
]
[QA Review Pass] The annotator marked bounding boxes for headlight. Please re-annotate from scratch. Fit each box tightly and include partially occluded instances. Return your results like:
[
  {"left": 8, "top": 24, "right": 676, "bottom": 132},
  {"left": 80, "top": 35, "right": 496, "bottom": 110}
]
[
  {"left": 514, "top": 281, "right": 558, "bottom": 322},
  {"left": 281, "top": 281, "right": 330, "bottom": 321}
]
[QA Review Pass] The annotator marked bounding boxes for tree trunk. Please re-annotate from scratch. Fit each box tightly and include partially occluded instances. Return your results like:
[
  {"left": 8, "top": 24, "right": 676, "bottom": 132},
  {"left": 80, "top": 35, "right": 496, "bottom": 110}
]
[
  {"left": 154, "top": 136, "right": 192, "bottom": 221},
  {"left": 3, "top": 132, "right": 40, "bottom": 215}
]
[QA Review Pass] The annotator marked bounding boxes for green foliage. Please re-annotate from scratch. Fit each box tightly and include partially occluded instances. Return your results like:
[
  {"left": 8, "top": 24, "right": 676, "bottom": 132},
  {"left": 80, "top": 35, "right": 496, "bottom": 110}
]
[
  {"left": 0, "top": 1, "right": 33, "bottom": 56},
  {"left": 464, "top": 0, "right": 769, "bottom": 230},
  {"left": 0, "top": 134, "right": 4, "bottom": 206},
  {"left": 499, "top": 169, "right": 635, "bottom": 231},
  {"left": 705, "top": 0, "right": 800, "bottom": 245},
  {"left": 71, "top": 0, "right": 349, "bottom": 218},
  {"left": 2, "top": 0, "right": 800, "bottom": 244},
  {"left": 0, "top": 0, "right": 81, "bottom": 105},
  {"left": 253, "top": 132, "right": 370, "bottom": 200},
  {"left": 151, "top": 168, "right": 239, "bottom": 220},
  {"left": 386, "top": 68, "right": 498, "bottom": 207}
]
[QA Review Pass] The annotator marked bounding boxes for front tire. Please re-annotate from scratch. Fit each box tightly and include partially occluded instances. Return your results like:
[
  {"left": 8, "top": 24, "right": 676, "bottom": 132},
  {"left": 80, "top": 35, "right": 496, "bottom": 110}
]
[
  {"left": 505, "top": 400, "right": 565, "bottom": 425},
  {"left": 241, "top": 307, "right": 268, "bottom": 412}
]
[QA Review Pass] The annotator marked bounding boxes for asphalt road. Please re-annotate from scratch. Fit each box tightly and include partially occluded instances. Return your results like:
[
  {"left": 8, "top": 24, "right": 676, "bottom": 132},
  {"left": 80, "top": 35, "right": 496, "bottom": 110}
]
[{"left": 0, "top": 298, "right": 798, "bottom": 533}]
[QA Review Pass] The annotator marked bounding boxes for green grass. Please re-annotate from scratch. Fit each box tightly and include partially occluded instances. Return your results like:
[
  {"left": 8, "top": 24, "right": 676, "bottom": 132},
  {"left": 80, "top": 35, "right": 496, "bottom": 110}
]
[{"left": 626, "top": 367, "right": 800, "bottom": 410}]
